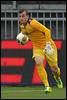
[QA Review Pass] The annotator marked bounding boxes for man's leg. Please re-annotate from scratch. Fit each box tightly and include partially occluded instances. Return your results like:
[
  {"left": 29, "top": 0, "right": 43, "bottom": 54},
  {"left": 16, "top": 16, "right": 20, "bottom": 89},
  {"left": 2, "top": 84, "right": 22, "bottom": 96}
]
[
  {"left": 34, "top": 56, "right": 52, "bottom": 93},
  {"left": 45, "top": 44, "right": 63, "bottom": 89},
  {"left": 51, "top": 65, "right": 63, "bottom": 88}
]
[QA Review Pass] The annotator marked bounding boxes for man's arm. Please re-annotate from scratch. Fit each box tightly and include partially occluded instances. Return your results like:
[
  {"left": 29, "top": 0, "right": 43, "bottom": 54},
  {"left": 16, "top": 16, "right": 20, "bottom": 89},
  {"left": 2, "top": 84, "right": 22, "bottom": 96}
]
[{"left": 30, "top": 19, "right": 51, "bottom": 38}]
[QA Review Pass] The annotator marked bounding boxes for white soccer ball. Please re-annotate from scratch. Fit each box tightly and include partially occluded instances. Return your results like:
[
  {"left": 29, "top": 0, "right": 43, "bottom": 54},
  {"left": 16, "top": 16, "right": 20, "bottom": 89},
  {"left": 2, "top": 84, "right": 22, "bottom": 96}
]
[{"left": 16, "top": 32, "right": 29, "bottom": 45}]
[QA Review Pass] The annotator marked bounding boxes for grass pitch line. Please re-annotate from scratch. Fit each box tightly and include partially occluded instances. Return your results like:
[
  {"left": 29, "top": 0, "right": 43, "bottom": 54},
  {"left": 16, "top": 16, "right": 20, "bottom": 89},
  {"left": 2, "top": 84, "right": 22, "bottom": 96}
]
[{"left": 1, "top": 89, "right": 44, "bottom": 93}]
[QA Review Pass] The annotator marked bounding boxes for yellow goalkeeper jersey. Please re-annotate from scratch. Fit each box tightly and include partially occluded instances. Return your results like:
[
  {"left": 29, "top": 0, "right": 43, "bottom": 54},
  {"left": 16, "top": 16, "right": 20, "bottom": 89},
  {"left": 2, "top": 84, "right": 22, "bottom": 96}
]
[{"left": 20, "top": 19, "right": 56, "bottom": 50}]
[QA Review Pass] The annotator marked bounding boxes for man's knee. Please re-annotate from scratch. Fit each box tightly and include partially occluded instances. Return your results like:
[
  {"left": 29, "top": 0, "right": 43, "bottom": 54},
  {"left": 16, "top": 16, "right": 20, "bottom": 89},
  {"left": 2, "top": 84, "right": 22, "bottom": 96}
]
[{"left": 34, "top": 56, "right": 44, "bottom": 65}]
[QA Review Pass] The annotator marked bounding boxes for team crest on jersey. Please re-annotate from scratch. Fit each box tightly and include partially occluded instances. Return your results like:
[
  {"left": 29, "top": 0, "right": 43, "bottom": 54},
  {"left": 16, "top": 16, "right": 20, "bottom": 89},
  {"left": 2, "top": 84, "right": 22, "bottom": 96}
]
[{"left": 20, "top": 24, "right": 25, "bottom": 28}]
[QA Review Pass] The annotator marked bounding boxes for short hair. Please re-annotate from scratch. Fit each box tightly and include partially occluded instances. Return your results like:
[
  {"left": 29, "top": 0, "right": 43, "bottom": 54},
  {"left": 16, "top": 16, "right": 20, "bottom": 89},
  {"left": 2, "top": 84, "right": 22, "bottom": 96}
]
[{"left": 19, "top": 9, "right": 29, "bottom": 15}]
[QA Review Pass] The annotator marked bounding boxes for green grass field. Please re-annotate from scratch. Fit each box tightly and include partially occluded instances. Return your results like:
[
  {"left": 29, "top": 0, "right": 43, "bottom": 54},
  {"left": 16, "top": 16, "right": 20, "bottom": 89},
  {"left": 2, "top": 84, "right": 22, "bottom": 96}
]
[{"left": 1, "top": 86, "right": 66, "bottom": 99}]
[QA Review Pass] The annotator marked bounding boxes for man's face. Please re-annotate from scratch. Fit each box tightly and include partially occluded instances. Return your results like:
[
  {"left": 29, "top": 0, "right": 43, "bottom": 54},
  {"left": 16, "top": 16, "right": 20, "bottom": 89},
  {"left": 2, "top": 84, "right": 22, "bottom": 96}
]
[{"left": 19, "top": 11, "right": 29, "bottom": 25}]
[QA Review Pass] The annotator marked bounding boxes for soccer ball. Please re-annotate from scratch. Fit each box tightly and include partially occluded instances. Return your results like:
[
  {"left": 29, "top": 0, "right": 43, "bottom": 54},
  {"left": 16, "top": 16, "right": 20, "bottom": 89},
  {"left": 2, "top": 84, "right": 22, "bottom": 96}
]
[{"left": 16, "top": 32, "right": 29, "bottom": 45}]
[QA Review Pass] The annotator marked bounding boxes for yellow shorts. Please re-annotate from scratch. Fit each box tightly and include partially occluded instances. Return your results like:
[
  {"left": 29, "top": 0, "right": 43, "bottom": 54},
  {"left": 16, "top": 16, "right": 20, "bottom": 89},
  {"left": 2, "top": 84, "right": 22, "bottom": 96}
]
[{"left": 32, "top": 46, "right": 58, "bottom": 67}]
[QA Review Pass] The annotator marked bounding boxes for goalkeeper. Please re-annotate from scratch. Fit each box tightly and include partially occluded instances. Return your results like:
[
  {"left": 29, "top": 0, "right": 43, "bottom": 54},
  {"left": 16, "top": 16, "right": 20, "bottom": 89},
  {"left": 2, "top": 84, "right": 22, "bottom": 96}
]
[{"left": 16, "top": 9, "right": 63, "bottom": 93}]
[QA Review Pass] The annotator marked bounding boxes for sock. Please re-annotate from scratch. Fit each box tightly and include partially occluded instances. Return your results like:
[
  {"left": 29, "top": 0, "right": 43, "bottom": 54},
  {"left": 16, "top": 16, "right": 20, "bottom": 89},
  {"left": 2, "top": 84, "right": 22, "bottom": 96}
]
[
  {"left": 37, "top": 64, "right": 49, "bottom": 87},
  {"left": 53, "top": 67, "right": 60, "bottom": 80}
]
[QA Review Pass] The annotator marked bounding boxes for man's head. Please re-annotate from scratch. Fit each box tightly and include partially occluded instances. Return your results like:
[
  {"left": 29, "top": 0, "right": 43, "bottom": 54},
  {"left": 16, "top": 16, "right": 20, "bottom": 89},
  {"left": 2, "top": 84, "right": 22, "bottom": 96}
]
[{"left": 19, "top": 9, "right": 29, "bottom": 25}]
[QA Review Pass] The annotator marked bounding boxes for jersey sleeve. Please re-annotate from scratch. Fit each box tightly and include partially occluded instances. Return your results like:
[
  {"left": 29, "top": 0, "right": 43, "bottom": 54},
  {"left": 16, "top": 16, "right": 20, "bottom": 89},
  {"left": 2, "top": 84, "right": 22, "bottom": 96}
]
[{"left": 30, "top": 19, "right": 51, "bottom": 38}]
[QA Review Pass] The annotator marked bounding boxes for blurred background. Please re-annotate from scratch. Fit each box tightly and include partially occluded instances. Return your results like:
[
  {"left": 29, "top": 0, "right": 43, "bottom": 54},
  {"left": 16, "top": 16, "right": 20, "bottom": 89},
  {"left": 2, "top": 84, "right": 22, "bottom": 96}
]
[{"left": 1, "top": 1, "right": 66, "bottom": 86}]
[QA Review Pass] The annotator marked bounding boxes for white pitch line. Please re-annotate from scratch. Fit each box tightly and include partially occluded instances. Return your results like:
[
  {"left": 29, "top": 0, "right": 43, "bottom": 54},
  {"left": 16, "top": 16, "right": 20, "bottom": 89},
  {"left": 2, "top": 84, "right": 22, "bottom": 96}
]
[{"left": 1, "top": 90, "right": 44, "bottom": 93}]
